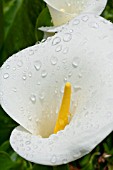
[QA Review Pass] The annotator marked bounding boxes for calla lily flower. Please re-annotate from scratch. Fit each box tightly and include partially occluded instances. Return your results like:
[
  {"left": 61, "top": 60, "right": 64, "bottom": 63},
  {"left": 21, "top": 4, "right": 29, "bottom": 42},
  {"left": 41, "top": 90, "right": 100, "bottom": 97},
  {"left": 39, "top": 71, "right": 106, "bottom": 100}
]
[
  {"left": 0, "top": 14, "right": 113, "bottom": 166},
  {"left": 40, "top": 0, "right": 107, "bottom": 33}
]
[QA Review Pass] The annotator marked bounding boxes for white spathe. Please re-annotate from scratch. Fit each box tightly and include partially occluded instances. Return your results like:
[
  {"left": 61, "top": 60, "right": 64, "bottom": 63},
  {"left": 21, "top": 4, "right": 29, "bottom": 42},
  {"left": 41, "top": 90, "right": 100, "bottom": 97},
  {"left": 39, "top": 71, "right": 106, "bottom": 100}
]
[
  {"left": 40, "top": 0, "right": 107, "bottom": 33},
  {"left": 1, "top": 14, "right": 113, "bottom": 165}
]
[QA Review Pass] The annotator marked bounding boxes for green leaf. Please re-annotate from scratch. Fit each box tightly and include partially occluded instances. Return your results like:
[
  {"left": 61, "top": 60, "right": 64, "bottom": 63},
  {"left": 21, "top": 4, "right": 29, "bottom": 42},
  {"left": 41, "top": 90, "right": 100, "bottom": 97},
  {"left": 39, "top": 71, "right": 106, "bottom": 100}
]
[
  {"left": 53, "top": 164, "right": 69, "bottom": 170},
  {"left": 0, "top": 151, "right": 16, "bottom": 170},
  {"left": 0, "top": 0, "right": 45, "bottom": 66},
  {"left": 78, "top": 153, "right": 91, "bottom": 167},
  {"left": 0, "top": 141, "right": 10, "bottom": 152},
  {"left": 0, "top": 107, "right": 17, "bottom": 145},
  {"left": 0, "top": 0, "right": 4, "bottom": 52},
  {"left": 33, "top": 164, "right": 53, "bottom": 170}
]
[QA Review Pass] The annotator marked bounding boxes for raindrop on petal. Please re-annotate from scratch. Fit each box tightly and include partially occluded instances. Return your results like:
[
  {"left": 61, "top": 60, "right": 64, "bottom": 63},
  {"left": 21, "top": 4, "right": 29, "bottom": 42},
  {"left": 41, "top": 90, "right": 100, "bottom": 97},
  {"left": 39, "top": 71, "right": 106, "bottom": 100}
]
[
  {"left": 73, "top": 19, "right": 80, "bottom": 25},
  {"left": 63, "top": 47, "right": 69, "bottom": 54},
  {"left": 39, "top": 92, "right": 45, "bottom": 100},
  {"left": 72, "top": 57, "right": 79, "bottom": 68},
  {"left": 55, "top": 45, "right": 62, "bottom": 52},
  {"left": 74, "top": 86, "right": 81, "bottom": 92},
  {"left": 51, "top": 155, "right": 57, "bottom": 164},
  {"left": 22, "top": 75, "right": 27, "bottom": 80},
  {"left": 17, "top": 61, "right": 23, "bottom": 67},
  {"left": 13, "top": 87, "right": 17, "bottom": 92},
  {"left": 37, "top": 81, "right": 41, "bottom": 85},
  {"left": 29, "top": 49, "right": 34, "bottom": 55},
  {"left": 6, "top": 65, "right": 10, "bottom": 69},
  {"left": 82, "top": 15, "right": 89, "bottom": 22},
  {"left": 34, "top": 61, "right": 41, "bottom": 71},
  {"left": 41, "top": 70, "right": 47, "bottom": 78},
  {"left": 3, "top": 73, "right": 9, "bottom": 79},
  {"left": 68, "top": 72, "right": 72, "bottom": 77},
  {"left": 13, "top": 67, "right": 16, "bottom": 71},
  {"left": 62, "top": 158, "right": 68, "bottom": 164},
  {"left": 30, "top": 94, "right": 36, "bottom": 104},
  {"left": 63, "top": 33, "right": 72, "bottom": 42},
  {"left": 25, "top": 141, "right": 31, "bottom": 145},
  {"left": 28, "top": 72, "right": 32, "bottom": 78},
  {"left": 28, "top": 116, "right": 32, "bottom": 121},
  {"left": 89, "top": 22, "right": 99, "bottom": 29},
  {"left": 51, "top": 56, "right": 58, "bottom": 65},
  {"left": 52, "top": 37, "right": 61, "bottom": 46}
]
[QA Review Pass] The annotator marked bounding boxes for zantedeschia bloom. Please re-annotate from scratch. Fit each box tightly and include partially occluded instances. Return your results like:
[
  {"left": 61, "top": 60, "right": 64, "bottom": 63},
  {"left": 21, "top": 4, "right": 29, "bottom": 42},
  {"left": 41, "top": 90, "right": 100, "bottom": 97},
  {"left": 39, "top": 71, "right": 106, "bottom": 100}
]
[
  {"left": 0, "top": 14, "right": 113, "bottom": 165},
  {"left": 40, "top": 0, "right": 107, "bottom": 33}
]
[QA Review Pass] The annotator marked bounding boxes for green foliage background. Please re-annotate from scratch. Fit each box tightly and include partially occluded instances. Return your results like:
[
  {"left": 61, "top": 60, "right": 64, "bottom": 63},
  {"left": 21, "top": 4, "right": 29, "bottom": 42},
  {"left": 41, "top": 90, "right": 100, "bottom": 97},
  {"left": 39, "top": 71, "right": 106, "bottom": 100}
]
[{"left": 0, "top": 0, "right": 113, "bottom": 169}]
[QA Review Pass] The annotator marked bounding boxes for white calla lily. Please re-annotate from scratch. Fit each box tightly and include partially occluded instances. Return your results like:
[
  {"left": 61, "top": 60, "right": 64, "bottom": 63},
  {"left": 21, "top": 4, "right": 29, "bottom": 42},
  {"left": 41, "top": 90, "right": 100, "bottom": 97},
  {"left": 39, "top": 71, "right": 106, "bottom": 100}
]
[
  {"left": 40, "top": 0, "right": 107, "bottom": 33},
  {"left": 1, "top": 14, "right": 113, "bottom": 166}
]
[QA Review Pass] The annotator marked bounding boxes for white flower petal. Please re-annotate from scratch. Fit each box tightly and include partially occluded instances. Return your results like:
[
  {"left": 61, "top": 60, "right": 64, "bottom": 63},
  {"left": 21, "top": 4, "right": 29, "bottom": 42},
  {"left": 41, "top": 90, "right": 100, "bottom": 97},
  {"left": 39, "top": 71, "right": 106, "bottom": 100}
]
[
  {"left": 39, "top": 25, "right": 65, "bottom": 39},
  {"left": 39, "top": 25, "right": 64, "bottom": 33},
  {"left": 10, "top": 118, "right": 113, "bottom": 166},
  {"left": 43, "top": 0, "right": 107, "bottom": 26},
  {"left": 1, "top": 14, "right": 113, "bottom": 165}
]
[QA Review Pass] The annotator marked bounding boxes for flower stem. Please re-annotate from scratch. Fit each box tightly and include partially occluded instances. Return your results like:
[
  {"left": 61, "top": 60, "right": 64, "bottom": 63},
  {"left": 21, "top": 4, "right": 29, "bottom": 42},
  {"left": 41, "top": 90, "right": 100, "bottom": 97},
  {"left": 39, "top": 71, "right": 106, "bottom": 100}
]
[{"left": 53, "top": 164, "right": 69, "bottom": 170}]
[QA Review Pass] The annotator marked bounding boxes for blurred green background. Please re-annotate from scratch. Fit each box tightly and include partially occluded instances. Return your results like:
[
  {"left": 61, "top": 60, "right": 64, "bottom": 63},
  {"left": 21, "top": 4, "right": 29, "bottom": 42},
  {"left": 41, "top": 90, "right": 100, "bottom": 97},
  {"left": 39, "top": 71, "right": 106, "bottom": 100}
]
[{"left": 0, "top": 0, "right": 113, "bottom": 169}]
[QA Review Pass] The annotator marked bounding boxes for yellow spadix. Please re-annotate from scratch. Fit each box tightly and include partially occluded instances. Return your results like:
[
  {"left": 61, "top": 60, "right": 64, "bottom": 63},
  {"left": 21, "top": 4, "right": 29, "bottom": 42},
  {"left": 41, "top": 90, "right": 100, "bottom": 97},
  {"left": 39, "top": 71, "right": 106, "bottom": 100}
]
[{"left": 54, "top": 82, "right": 71, "bottom": 133}]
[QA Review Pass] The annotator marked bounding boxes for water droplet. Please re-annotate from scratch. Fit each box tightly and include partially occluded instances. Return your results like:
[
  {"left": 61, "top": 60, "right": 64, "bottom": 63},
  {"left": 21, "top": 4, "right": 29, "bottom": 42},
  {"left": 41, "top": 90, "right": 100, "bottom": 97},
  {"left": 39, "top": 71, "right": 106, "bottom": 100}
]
[
  {"left": 61, "top": 86, "right": 64, "bottom": 94},
  {"left": 82, "top": 15, "right": 89, "bottom": 22},
  {"left": 56, "top": 108, "right": 59, "bottom": 114},
  {"left": 107, "top": 112, "right": 112, "bottom": 117},
  {"left": 84, "top": 111, "right": 88, "bottom": 118},
  {"left": 68, "top": 72, "right": 72, "bottom": 77},
  {"left": 52, "top": 37, "right": 61, "bottom": 46},
  {"left": 41, "top": 70, "right": 47, "bottom": 78},
  {"left": 73, "top": 152, "right": 81, "bottom": 158},
  {"left": 63, "top": 47, "right": 69, "bottom": 54},
  {"left": 41, "top": 39, "right": 46, "bottom": 43},
  {"left": 55, "top": 45, "right": 62, "bottom": 52},
  {"left": 72, "top": 57, "right": 79, "bottom": 68},
  {"left": 26, "top": 146, "right": 31, "bottom": 151},
  {"left": 55, "top": 89, "right": 58, "bottom": 94},
  {"left": 25, "top": 141, "right": 31, "bottom": 145},
  {"left": 17, "top": 61, "right": 23, "bottom": 67},
  {"left": 51, "top": 56, "right": 58, "bottom": 65},
  {"left": 36, "top": 119, "right": 39, "bottom": 123},
  {"left": 39, "top": 92, "right": 45, "bottom": 100},
  {"left": 28, "top": 72, "right": 32, "bottom": 77},
  {"left": 63, "top": 33, "right": 72, "bottom": 42},
  {"left": 73, "top": 19, "right": 80, "bottom": 25},
  {"left": 51, "top": 155, "right": 57, "bottom": 164},
  {"left": 13, "top": 87, "right": 17, "bottom": 92},
  {"left": 3, "top": 73, "right": 9, "bottom": 79},
  {"left": 62, "top": 158, "right": 68, "bottom": 164},
  {"left": 20, "top": 107, "right": 24, "bottom": 112},
  {"left": 34, "top": 61, "right": 41, "bottom": 71},
  {"left": 37, "top": 81, "right": 41, "bottom": 85},
  {"left": 89, "top": 22, "right": 99, "bottom": 29},
  {"left": 62, "top": 58, "right": 67, "bottom": 63},
  {"left": 74, "top": 86, "right": 81, "bottom": 92},
  {"left": 22, "top": 75, "right": 27, "bottom": 80},
  {"left": 69, "top": 29, "right": 73, "bottom": 33},
  {"left": 78, "top": 73, "right": 82, "bottom": 78},
  {"left": 30, "top": 94, "right": 36, "bottom": 103},
  {"left": 6, "top": 65, "right": 10, "bottom": 69},
  {"left": 28, "top": 116, "right": 32, "bottom": 121},
  {"left": 57, "top": 66, "right": 60, "bottom": 70},
  {"left": 0, "top": 91, "right": 3, "bottom": 97},
  {"left": 64, "top": 77, "right": 67, "bottom": 82},
  {"left": 13, "top": 67, "right": 16, "bottom": 71},
  {"left": 29, "top": 49, "right": 34, "bottom": 55}
]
